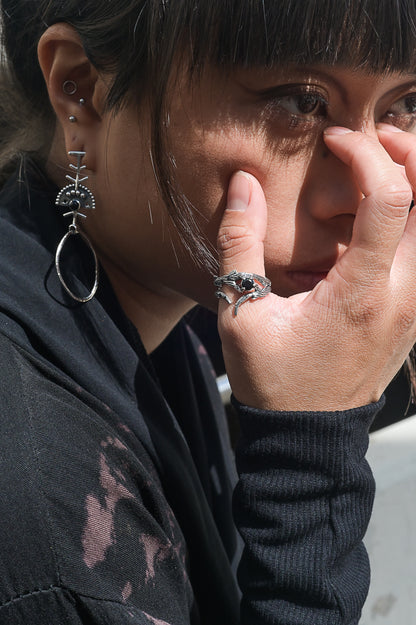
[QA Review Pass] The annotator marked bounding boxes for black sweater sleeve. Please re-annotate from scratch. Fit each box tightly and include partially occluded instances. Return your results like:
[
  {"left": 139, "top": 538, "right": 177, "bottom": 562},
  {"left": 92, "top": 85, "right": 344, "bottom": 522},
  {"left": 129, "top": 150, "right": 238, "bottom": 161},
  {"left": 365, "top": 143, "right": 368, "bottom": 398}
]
[{"left": 233, "top": 398, "right": 381, "bottom": 625}]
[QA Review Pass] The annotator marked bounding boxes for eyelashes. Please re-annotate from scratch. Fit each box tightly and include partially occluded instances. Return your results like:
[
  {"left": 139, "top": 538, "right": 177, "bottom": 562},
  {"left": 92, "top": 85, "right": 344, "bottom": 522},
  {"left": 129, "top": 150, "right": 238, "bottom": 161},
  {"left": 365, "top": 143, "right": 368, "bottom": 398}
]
[
  {"left": 258, "top": 84, "right": 416, "bottom": 134},
  {"left": 258, "top": 84, "right": 329, "bottom": 132},
  {"left": 383, "top": 93, "right": 416, "bottom": 132},
  {"left": 273, "top": 93, "right": 327, "bottom": 117}
]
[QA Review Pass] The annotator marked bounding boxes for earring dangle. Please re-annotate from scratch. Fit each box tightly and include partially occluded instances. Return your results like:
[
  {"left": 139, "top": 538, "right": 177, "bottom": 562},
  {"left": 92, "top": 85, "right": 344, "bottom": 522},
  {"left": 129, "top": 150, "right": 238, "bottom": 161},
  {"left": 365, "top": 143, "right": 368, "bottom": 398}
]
[{"left": 55, "top": 151, "right": 99, "bottom": 302}]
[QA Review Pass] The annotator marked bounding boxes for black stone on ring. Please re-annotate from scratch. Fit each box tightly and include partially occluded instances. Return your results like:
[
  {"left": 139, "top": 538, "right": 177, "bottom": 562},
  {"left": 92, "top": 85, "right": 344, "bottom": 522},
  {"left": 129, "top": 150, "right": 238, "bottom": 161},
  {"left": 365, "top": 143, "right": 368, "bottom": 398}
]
[{"left": 214, "top": 270, "right": 272, "bottom": 315}]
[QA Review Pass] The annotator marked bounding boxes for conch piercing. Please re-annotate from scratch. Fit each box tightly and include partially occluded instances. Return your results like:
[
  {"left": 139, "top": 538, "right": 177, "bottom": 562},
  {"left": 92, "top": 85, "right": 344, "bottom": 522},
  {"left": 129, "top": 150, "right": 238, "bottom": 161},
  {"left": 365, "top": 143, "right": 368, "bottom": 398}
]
[
  {"left": 55, "top": 151, "right": 99, "bottom": 302},
  {"left": 62, "top": 80, "right": 77, "bottom": 95}
]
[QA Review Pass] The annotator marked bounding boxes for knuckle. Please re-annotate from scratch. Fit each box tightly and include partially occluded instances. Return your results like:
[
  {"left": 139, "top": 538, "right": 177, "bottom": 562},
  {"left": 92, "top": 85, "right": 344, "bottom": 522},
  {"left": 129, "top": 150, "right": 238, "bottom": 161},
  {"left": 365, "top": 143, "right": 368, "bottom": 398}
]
[
  {"left": 395, "top": 307, "right": 416, "bottom": 337},
  {"left": 217, "top": 224, "right": 256, "bottom": 260},
  {"left": 344, "top": 287, "right": 386, "bottom": 327},
  {"left": 347, "top": 299, "right": 379, "bottom": 326},
  {"left": 374, "top": 182, "right": 412, "bottom": 212}
]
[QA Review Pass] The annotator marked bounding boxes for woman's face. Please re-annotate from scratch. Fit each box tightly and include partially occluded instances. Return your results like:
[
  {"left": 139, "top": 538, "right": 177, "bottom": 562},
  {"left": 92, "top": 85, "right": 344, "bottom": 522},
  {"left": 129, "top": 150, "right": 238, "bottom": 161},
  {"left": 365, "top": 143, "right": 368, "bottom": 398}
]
[{"left": 87, "top": 63, "right": 416, "bottom": 310}]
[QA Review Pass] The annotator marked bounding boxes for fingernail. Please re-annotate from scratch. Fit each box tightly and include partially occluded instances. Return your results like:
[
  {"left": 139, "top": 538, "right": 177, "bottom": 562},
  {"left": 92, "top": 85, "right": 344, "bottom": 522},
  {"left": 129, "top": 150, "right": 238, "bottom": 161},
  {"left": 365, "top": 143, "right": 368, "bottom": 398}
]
[
  {"left": 228, "top": 171, "right": 252, "bottom": 212},
  {"left": 324, "top": 126, "right": 354, "bottom": 135},
  {"left": 376, "top": 122, "right": 403, "bottom": 133}
]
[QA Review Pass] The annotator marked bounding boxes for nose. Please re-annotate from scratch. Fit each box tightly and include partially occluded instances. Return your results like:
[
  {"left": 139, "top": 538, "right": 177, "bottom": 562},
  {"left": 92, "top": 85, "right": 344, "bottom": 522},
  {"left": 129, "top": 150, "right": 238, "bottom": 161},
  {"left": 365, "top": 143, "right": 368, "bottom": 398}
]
[
  {"left": 303, "top": 111, "right": 381, "bottom": 223},
  {"left": 301, "top": 139, "right": 363, "bottom": 224}
]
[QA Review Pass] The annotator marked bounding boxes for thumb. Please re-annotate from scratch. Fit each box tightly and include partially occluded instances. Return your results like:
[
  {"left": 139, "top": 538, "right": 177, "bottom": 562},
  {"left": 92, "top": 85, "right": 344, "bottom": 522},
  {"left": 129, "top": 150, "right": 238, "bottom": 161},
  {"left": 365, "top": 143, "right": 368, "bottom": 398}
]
[{"left": 217, "top": 170, "right": 267, "bottom": 278}]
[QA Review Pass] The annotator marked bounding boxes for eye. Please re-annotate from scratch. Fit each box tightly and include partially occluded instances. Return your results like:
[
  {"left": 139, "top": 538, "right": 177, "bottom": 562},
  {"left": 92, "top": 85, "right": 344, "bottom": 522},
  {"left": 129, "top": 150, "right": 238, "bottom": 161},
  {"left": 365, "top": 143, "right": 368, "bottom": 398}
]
[
  {"left": 387, "top": 93, "right": 416, "bottom": 115},
  {"left": 261, "top": 86, "right": 329, "bottom": 131},
  {"left": 383, "top": 92, "right": 416, "bottom": 131},
  {"left": 276, "top": 92, "right": 327, "bottom": 117},
  {"left": 253, "top": 83, "right": 329, "bottom": 134}
]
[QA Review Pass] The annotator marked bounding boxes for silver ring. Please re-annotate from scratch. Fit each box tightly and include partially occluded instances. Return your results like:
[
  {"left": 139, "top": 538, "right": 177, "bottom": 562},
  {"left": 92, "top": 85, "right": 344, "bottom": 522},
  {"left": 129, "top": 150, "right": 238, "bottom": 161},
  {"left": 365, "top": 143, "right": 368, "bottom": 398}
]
[{"left": 214, "top": 270, "right": 271, "bottom": 315}]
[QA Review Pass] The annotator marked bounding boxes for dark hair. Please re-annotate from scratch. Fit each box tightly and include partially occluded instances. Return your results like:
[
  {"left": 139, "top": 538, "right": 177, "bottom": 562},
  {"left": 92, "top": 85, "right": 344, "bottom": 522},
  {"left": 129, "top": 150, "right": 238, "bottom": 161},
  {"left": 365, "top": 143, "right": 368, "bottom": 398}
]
[{"left": 2, "top": 0, "right": 416, "bottom": 269}]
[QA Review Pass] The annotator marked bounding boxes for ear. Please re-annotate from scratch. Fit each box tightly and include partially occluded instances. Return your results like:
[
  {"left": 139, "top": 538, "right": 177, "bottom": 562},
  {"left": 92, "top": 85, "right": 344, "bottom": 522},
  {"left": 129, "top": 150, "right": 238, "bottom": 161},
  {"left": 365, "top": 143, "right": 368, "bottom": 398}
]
[{"left": 37, "top": 23, "right": 107, "bottom": 171}]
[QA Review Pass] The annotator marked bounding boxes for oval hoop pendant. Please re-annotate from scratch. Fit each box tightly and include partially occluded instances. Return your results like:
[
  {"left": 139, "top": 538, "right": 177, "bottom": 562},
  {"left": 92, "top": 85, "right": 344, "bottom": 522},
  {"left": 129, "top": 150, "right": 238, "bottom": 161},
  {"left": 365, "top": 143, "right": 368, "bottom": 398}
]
[{"left": 55, "top": 229, "right": 99, "bottom": 303}]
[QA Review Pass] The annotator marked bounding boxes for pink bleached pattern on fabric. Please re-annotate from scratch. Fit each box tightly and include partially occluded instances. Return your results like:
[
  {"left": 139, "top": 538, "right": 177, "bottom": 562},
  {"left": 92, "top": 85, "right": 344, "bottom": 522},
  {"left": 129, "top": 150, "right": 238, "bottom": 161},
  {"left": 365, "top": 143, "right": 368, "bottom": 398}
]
[
  {"left": 121, "top": 581, "right": 133, "bottom": 602},
  {"left": 165, "top": 507, "right": 189, "bottom": 586},
  {"left": 117, "top": 421, "right": 133, "bottom": 434},
  {"left": 101, "top": 435, "right": 127, "bottom": 450},
  {"left": 197, "top": 343, "right": 216, "bottom": 378},
  {"left": 139, "top": 534, "right": 171, "bottom": 584},
  {"left": 82, "top": 445, "right": 135, "bottom": 568},
  {"left": 143, "top": 612, "right": 172, "bottom": 625}
]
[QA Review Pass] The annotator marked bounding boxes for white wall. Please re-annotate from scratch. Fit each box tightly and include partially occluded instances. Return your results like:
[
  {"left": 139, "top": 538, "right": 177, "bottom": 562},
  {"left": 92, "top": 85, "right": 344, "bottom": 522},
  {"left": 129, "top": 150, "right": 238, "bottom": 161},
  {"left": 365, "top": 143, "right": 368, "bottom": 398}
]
[{"left": 361, "top": 415, "right": 416, "bottom": 623}]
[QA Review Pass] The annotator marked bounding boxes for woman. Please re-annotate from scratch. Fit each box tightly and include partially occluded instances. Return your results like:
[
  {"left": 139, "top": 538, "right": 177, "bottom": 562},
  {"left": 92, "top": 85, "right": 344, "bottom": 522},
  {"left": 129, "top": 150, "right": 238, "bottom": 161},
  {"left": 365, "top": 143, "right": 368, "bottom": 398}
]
[{"left": 1, "top": 1, "right": 416, "bottom": 623}]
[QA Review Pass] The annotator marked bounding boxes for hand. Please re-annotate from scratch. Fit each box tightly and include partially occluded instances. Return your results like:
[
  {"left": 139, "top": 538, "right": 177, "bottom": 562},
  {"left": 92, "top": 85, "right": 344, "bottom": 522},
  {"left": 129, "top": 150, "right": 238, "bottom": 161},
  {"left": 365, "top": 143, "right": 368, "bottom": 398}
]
[{"left": 216, "top": 126, "right": 416, "bottom": 411}]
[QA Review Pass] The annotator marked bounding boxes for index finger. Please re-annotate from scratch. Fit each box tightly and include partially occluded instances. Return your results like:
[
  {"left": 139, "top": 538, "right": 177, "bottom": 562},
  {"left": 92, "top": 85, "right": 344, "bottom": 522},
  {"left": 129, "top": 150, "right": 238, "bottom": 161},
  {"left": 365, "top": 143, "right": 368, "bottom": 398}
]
[
  {"left": 377, "top": 123, "right": 416, "bottom": 187},
  {"left": 324, "top": 127, "right": 412, "bottom": 274}
]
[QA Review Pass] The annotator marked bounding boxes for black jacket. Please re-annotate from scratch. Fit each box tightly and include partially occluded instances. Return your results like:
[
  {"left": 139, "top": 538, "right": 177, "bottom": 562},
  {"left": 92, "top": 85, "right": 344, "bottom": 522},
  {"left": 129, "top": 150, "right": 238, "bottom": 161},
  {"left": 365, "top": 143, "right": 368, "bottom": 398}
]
[{"left": 0, "top": 162, "right": 379, "bottom": 624}]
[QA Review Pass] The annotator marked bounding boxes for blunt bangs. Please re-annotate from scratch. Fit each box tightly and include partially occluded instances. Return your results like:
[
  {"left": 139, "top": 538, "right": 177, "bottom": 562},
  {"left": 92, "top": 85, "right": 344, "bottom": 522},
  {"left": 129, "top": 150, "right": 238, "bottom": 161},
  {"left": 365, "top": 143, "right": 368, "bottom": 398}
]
[{"left": 183, "top": 0, "right": 416, "bottom": 74}]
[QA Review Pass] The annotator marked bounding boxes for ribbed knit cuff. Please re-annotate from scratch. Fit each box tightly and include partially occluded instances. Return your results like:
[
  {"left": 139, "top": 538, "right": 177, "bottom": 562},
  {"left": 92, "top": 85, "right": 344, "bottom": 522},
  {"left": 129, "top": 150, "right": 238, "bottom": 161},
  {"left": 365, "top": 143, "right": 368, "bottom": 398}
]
[{"left": 232, "top": 398, "right": 383, "bottom": 625}]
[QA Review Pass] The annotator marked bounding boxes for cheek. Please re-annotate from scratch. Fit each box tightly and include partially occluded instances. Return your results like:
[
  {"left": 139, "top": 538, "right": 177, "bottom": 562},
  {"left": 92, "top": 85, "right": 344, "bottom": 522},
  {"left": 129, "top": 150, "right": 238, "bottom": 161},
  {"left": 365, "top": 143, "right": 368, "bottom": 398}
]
[
  {"left": 172, "top": 125, "right": 284, "bottom": 244},
  {"left": 261, "top": 179, "right": 302, "bottom": 271},
  {"left": 171, "top": 117, "right": 311, "bottom": 277}
]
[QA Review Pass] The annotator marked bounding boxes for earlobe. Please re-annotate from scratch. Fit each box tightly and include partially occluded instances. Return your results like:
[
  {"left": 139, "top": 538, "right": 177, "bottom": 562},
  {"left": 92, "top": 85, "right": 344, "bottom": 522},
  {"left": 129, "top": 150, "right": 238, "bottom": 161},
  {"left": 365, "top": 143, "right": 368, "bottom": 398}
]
[{"left": 37, "top": 23, "right": 104, "bottom": 169}]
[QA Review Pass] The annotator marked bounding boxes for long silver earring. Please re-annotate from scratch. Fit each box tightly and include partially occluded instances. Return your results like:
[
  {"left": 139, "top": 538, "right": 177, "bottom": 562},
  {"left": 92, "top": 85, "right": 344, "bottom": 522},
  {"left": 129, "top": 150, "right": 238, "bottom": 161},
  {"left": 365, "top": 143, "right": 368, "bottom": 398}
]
[{"left": 55, "top": 151, "right": 99, "bottom": 302}]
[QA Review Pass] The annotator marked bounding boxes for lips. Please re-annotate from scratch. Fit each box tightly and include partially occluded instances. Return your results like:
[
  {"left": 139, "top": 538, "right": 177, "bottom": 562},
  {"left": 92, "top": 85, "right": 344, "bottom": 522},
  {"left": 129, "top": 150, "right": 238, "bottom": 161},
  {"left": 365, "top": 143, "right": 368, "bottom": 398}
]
[{"left": 284, "top": 256, "right": 337, "bottom": 292}]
